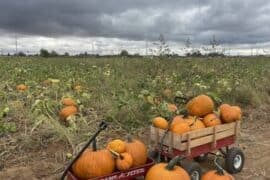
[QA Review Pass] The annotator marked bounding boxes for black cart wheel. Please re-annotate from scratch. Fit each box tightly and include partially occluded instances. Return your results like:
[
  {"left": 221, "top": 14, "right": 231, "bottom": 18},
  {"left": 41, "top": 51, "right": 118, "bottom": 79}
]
[
  {"left": 181, "top": 161, "right": 202, "bottom": 180},
  {"left": 225, "top": 147, "right": 245, "bottom": 174},
  {"left": 194, "top": 153, "right": 208, "bottom": 162}
]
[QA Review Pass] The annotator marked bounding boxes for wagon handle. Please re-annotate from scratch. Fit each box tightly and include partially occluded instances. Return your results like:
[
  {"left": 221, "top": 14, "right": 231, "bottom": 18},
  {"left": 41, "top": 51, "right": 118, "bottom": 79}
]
[{"left": 60, "top": 121, "right": 108, "bottom": 180}]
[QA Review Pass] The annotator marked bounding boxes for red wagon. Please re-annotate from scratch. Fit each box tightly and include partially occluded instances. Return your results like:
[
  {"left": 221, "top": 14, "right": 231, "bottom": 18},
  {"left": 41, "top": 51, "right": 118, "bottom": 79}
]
[
  {"left": 149, "top": 121, "right": 244, "bottom": 180},
  {"left": 62, "top": 121, "right": 245, "bottom": 180}
]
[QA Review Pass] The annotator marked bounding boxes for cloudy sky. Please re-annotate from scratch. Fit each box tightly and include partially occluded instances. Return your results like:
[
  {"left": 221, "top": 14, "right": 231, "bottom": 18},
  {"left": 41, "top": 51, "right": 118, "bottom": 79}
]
[{"left": 0, "top": 0, "right": 270, "bottom": 55}]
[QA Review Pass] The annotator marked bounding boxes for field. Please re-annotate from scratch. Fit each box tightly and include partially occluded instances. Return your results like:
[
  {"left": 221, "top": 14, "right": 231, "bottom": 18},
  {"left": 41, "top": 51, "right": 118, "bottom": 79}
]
[{"left": 0, "top": 56, "right": 270, "bottom": 179}]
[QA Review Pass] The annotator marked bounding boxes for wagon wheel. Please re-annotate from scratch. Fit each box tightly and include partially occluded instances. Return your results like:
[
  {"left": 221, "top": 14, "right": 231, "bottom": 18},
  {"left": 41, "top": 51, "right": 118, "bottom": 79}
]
[
  {"left": 225, "top": 147, "right": 245, "bottom": 174},
  {"left": 180, "top": 161, "right": 202, "bottom": 180}
]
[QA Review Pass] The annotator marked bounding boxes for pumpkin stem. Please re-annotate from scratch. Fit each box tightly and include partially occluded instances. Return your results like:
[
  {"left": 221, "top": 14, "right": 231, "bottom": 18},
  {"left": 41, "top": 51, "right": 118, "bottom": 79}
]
[
  {"left": 165, "top": 156, "right": 182, "bottom": 170},
  {"left": 127, "top": 134, "right": 133, "bottom": 143},
  {"left": 214, "top": 155, "right": 225, "bottom": 175}
]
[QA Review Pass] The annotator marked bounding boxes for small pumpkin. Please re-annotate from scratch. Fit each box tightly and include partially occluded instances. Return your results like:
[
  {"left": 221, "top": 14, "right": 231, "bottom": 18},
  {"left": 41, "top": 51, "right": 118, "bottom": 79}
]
[
  {"left": 16, "top": 84, "right": 28, "bottom": 91},
  {"left": 73, "top": 85, "right": 82, "bottom": 92},
  {"left": 186, "top": 94, "right": 214, "bottom": 117},
  {"left": 62, "top": 98, "right": 77, "bottom": 106},
  {"left": 167, "top": 103, "right": 178, "bottom": 113},
  {"left": 125, "top": 136, "right": 147, "bottom": 167},
  {"left": 145, "top": 156, "right": 190, "bottom": 180},
  {"left": 189, "top": 119, "right": 206, "bottom": 131},
  {"left": 203, "top": 113, "right": 221, "bottom": 127},
  {"left": 72, "top": 148, "right": 115, "bottom": 179},
  {"left": 110, "top": 150, "right": 133, "bottom": 171},
  {"left": 202, "top": 156, "right": 234, "bottom": 180},
  {"left": 170, "top": 122, "right": 190, "bottom": 134},
  {"left": 162, "top": 88, "right": 173, "bottom": 98},
  {"left": 219, "top": 104, "right": 242, "bottom": 123},
  {"left": 170, "top": 115, "right": 185, "bottom": 130},
  {"left": 59, "top": 106, "right": 78, "bottom": 120},
  {"left": 107, "top": 139, "right": 126, "bottom": 153},
  {"left": 152, "top": 117, "right": 168, "bottom": 130}
]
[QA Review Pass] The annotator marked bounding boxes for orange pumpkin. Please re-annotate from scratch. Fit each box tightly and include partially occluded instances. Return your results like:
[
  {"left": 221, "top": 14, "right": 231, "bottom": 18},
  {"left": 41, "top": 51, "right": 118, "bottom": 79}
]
[
  {"left": 125, "top": 136, "right": 147, "bottom": 167},
  {"left": 72, "top": 149, "right": 115, "bottom": 179},
  {"left": 59, "top": 106, "right": 78, "bottom": 120},
  {"left": 107, "top": 139, "right": 126, "bottom": 153},
  {"left": 116, "top": 152, "right": 133, "bottom": 171},
  {"left": 189, "top": 119, "right": 206, "bottom": 131},
  {"left": 219, "top": 104, "right": 242, "bottom": 123},
  {"left": 62, "top": 98, "right": 77, "bottom": 106},
  {"left": 16, "top": 84, "right": 28, "bottom": 91},
  {"left": 203, "top": 113, "right": 221, "bottom": 127},
  {"left": 202, "top": 156, "right": 235, "bottom": 180},
  {"left": 186, "top": 94, "right": 214, "bottom": 117},
  {"left": 202, "top": 170, "right": 234, "bottom": 180},
  {"left": 163, "top": 89, "right": 173, "bottom": 98},
  {"left": 167, "top": 103, "right": 178, "bottom": 112},
  {"left": 145, "top": 156, "right": 190, "bottom": 180},
  {"left": 170, "top": 122, "right": 190, "bottom": 134},
  {"left": 73, "top": 85, "right": 82, "bottom": 92},
  {"left": 152, "top": 117, "right": 168, "bottom": 130},
  {"left": 170, "top": 115, "right": 185, "bottom": 130}
]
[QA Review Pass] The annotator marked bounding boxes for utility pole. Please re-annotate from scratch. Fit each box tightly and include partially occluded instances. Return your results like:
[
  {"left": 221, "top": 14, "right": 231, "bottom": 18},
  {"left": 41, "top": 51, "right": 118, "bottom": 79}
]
[{"left": 145, "top": 33, "right": 148, "bottom": 56}]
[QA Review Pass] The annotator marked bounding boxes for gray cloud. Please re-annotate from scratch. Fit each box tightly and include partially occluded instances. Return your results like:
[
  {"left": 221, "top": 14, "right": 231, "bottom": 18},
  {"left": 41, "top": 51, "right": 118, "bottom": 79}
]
[{"left": 1, "top": 0, "right": 270, "bottom": 45}]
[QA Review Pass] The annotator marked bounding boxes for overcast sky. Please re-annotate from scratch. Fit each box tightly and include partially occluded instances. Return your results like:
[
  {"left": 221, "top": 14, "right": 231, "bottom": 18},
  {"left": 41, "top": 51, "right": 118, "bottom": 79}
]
[{"left": 1, "top": 0, "right": 270, "bottom": 55}]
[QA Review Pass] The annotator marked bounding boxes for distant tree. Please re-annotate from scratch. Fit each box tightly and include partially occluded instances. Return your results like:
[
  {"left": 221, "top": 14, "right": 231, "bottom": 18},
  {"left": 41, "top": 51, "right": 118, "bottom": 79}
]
[
  {"left": 64, "top": 52, "right": 70, "bottom": 56},
  {"left": 120, "top": 49, "right": 129, "bottom": 56},
  {"left": 50, "top": 50, "right": 58, "bottom": 57},
  {"left": 7, "top": 53, "right": 10, "bottom": 56},
  {"left": 17, "top": 51, "right": 26, "bottom": 56},
  {"left": 40, "top": 49, "right": 50, "bottom": 57}
]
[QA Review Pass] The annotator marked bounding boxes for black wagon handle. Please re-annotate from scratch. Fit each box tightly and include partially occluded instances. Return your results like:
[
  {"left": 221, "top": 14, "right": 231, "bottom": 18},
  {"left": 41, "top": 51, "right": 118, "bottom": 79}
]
[{"left": 60, "top": 121, "right": 108, "bottom": 180}]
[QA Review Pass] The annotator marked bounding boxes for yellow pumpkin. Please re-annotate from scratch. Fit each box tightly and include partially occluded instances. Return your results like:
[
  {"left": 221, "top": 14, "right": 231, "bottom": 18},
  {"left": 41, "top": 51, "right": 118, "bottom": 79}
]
[
  {"left": 107, "top": 139, "right": 126, "bottom": 153},
  {"left": 186, "top": 94, "right": 214, "bottom": 117},
  {"left": 152, "top": 117, "right": 168, "bottom": 130}
]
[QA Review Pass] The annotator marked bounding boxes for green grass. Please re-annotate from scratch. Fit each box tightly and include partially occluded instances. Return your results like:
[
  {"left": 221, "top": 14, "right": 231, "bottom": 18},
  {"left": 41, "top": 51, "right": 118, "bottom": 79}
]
[{"left": 0, "top": 56, "right": 269, "bottom": 148}]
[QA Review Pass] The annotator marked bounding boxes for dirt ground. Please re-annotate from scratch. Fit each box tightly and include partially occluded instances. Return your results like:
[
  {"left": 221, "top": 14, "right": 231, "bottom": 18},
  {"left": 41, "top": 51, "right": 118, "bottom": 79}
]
[{"left": 0, "top": 106, "right": 269, "bottom": 180}]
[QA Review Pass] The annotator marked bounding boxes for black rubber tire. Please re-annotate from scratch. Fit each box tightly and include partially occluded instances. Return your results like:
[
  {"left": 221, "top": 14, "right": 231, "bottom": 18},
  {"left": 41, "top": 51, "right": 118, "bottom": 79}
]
[
  {"left": 225, "top": 147, "right": 245, "bottom": 174},
  {"left": 181, "top": 161, "right": 202, "bottom": 180},
  {"left": 194, "top": 153, "right": 208, "bottom": 162}
]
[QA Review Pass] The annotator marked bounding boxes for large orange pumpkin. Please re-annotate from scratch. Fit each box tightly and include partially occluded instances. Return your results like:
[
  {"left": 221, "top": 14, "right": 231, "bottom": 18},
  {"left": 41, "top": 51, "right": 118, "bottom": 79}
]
[
  {"left": 170, "top": 122, "right": 190, "bottom": 134},
  {"left": 59, "top": 106, "right": 78, "bottom": 120},
  {"left": 107, "top": 139, "right": 126, "bottom": 153},
  {"left": 170, "top": 115, "right": 185, "bottom": 130},
  {"left": 184, "top": 116, "right": 205, "bottom": 131},
  {"left": 125, "top": 136, "right": 147, "bottom": 167},
  {"left": 62, "top": 98, "right": 77, "bottom": 106},
  {"left": 72, "top": 149, "right": 115, "bottom": 179},
  {"left": 16, "top": 84, "right": 28, "bottom": 91},
  {"left": 203, "top": 113, "right": 221, "bottom": 127},
  {"left": 152, "top": 117, "right": 168, "bottom": 130},
  {"left": 219, "top": 104, "right": 242, "bottom": 123},
  {"left": 145, "top": 156, "right": 190, "bottom": 180},
  {"left": 186, "top": 94, "right": 214, "bottom": 117}
]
